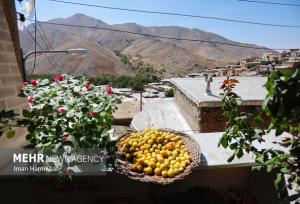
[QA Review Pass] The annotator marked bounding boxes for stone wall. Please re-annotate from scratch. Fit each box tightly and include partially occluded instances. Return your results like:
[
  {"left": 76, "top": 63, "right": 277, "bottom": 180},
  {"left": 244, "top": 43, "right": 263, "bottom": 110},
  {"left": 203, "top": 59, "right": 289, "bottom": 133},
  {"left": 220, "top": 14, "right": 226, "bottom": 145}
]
[
  {"left": 173, "top": 87, "right": 201, "bottom": 131},
  {"left": 0, "top": 1, "right": 28, "bottom": 147}
]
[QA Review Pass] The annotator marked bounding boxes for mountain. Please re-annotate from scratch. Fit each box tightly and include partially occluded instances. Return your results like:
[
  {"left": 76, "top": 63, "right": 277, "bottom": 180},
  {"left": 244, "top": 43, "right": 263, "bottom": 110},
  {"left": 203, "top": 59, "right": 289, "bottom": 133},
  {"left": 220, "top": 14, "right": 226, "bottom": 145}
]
[{"left": 20, "top": 13, "right": 271, "bottom": 76}]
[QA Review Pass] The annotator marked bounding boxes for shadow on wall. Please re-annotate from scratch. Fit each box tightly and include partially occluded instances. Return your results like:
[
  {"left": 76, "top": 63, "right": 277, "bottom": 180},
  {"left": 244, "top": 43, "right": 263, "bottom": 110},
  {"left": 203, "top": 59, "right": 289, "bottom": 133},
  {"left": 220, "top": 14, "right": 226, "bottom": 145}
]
[{"left": 0, "top": 167, "right": 280, "bottom": 204}]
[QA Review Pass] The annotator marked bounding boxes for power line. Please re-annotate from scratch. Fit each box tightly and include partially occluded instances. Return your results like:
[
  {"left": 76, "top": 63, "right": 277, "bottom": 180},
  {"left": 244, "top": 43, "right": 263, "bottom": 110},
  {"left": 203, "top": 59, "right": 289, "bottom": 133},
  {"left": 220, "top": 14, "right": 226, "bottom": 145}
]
[
  {"left": 29, "top": 19, "right": 51, "bottom": 50},
  {"left": 33, "top": 7, "right": 37, "bottom": 75},
  {"left": 37, "top": 20, "right": 53, "bottom": 49},
  {"left": 28, "top": 20, "right": 58, "bottom": 70},
  {"left": 25, "top": 28, "right": 44, "bottom": 50},
  {"left": 47, "top": 0, "right": 300, "bottom": 28},
  {"left": 237, "top": 0, "right": 300, "bottom": 7},
  {"left": 24, "top": 18, "right": 288, "bottom": 50},
  {"left": 18, "top": 1, "right": 54, "bottom": 74},
  {"left": 17, "top": 1, "right": 57, "bottom": 75},
  {"left": 24, "top": 27, "right": 57, "bottom": 74}
]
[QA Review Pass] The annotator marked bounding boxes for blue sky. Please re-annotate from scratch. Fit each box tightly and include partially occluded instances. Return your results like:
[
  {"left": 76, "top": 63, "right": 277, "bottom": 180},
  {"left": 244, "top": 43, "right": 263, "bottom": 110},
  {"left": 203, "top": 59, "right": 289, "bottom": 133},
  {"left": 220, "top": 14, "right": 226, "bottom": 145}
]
[{"left": 26, "top": 0, "right": 300, "bottom": 49}]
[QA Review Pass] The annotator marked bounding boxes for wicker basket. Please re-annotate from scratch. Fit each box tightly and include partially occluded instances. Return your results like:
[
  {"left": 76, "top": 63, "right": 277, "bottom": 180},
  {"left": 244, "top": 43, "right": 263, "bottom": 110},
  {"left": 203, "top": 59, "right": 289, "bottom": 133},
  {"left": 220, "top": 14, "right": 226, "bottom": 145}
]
[{"left": 115, "top": 129, "right": 201, "bottom": 185}]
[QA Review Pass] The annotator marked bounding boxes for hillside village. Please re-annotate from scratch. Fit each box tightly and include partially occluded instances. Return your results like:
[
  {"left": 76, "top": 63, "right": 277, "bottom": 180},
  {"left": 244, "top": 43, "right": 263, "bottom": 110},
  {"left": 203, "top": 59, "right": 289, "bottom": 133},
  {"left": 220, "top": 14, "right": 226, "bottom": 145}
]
[{"left": 187, "top": 48, "right": 300, "bottom": 77}]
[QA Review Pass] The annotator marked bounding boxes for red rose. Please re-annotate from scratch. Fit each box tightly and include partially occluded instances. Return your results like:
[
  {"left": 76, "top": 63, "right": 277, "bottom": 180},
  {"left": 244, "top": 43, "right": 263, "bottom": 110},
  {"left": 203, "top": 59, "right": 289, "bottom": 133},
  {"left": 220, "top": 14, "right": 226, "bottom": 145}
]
[
  {"left": 58, "top": 108, "right": 65, "bottom": 114},
  {"left": 106, "top": 86, "right": 113, "bottom": 95},
  {"left": 28, "top": 96, "right": 33, "bottom": 103},
  {"left": 54, "top": 75, "right": 64, "bottom": 82},
  {"left": 63, "top": 135, "right": 69, "bottom": 141},
  {"left": 85, "top": 84, "right": 91, "bottom": 90},
  {"left": 89, "top": 112, "right": 97, "bottom": 117},
  {"left": 30, "top": 80, "right": 38, "bottom": 86},
  {"left": 22, "top": 82, "right": 28, "bottom": 87}
]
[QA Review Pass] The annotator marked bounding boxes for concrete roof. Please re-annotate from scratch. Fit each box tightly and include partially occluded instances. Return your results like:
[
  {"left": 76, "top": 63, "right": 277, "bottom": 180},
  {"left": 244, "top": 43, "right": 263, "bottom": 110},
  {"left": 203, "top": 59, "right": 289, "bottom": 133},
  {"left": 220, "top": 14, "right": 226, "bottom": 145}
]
[
  {"left": 131, "top": 99, "right": 192, "bottom": 134},
  {"left": 170, "top": 77, "right": 268, "bottom": 107},
  {"left": 196, "top": 130, "right": 290, "bottom": 168},
  {"left": 130, "top": 99, "right": 290, "bottom": 168}
]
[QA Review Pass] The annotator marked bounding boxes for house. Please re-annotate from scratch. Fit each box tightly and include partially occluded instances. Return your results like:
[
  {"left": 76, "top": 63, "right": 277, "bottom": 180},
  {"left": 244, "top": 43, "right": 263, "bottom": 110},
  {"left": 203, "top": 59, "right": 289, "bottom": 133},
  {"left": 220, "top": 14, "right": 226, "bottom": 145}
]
[
  {"left": 225, "top": 64, "right": 241, "bottom": 69},
  {"left": 240, "top": 56, "right": 261, "bottom": 69},
  {"left": 274, "top": 49, "right": 300, "bottom": 70},
  {"left": 262, "top": 52, "right": 282, "bottom": 62},
  {"left": 170, "top": 77, "right": 268, "bottom": 132},
  {"left": 289, "top": 48, "right": 300, "bottom": 58},
  {"left": 233, "top": 68, "right": 248, "bottom": 75}
]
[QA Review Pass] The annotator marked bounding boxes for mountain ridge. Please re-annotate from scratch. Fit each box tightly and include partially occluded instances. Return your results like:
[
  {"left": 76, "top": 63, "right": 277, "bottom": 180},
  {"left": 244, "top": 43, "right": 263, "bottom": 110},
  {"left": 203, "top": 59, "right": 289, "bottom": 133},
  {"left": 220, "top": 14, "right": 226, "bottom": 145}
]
[{"left": 20, "top": 13, "right": 271, "bottom": 76}]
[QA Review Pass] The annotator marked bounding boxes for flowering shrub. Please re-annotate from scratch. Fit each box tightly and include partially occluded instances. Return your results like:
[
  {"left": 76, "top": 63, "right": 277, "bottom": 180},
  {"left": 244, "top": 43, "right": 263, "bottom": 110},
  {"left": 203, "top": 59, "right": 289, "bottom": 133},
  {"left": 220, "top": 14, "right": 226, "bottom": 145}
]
[{"left": 17, "top": 75, "right": 117, "bottom": 161}]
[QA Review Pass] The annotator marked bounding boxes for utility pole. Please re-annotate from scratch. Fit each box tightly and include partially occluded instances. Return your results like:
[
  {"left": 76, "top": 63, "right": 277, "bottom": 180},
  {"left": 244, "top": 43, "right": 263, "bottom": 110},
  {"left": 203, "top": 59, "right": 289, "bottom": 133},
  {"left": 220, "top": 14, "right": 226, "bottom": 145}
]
[{"left": 140, "top": 91, "right": 143, "bottom": 111}]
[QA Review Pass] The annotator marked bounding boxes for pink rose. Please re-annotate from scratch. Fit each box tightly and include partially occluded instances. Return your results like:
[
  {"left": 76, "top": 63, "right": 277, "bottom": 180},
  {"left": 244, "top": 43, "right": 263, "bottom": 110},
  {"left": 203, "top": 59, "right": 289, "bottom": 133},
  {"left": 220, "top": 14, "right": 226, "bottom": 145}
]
[
  {"left": 63, "top": 135, "right": 69, "bottom": 141},
  {"left": 28, "top": 96, "right": 33, "bottom": 103},
  {"left": 54, "top": 75, "right": 64, "bottom": 82},
  {"left": 106, "top": 86, "right": 113, "bottom": 95},
  {"left": 89, "top": 112, "right": 97, "bottom": 117},
  {"left": 85, "top": 83, "right": 91, "bottom": 90},
  {"left": 22, "top": 82, "right": 28, "bottom": 87},
  {"left": 30, "top": 80, "right": 38, "bottom": 86},
  {"left": 58, "top": 108, "right": 65, "bottom": 114}
]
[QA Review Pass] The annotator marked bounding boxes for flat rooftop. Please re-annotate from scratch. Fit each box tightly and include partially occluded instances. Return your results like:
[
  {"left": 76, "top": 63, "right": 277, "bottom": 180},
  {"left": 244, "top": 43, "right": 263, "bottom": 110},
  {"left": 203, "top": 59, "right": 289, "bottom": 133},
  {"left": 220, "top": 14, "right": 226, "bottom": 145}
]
[
  {"left": 130, "top": 99, "right": 289, "bottom": 168},
  {"left": 170, "top": 77, "right": 268, "bottom": 107}
]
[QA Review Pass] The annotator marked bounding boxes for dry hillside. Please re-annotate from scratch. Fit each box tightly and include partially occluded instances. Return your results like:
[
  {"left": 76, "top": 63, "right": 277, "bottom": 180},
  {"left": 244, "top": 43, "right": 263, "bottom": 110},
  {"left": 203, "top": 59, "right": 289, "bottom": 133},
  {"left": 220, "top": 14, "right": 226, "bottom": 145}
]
[{"left": 20, "top": 13, "right": 272, "bottom": 76}]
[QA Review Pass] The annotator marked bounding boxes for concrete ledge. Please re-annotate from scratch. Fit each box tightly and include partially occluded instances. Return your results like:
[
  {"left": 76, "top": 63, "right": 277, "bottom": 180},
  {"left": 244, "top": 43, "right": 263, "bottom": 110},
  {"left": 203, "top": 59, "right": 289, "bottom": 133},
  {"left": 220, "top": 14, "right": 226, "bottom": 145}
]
[{"left": 170, "top": 77, "right": 267, "bottom": 107}]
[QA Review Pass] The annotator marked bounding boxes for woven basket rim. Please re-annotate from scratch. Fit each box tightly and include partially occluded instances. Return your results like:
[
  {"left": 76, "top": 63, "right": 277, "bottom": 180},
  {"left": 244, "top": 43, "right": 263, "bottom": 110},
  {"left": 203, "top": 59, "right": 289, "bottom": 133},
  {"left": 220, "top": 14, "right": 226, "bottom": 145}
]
[{"left": 115, "top": 128, "right": 201, "bottom": 185}]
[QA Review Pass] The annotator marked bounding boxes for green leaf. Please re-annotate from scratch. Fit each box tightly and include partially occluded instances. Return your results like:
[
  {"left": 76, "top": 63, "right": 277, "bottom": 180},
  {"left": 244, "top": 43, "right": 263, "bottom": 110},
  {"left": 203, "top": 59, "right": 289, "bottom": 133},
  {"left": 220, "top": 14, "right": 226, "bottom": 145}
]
[
  {"left": 6, "top": 130, "right": 15, "bottom": 138},
  {"left": 25, "top": 133, "right": 32, "bottom": 140},
  {"left": 252, "top": 165, "right": 263, "bottom": 171},
  {"left": 39, "top": 79, "right": 49, "bottom": 86},
  {"left": 267, "top": 165, "right": 273, "bottom": 172},
  {"left": 22, "top": 109, "right": 31, "bottom": 118},
  {"left": 274, "top": 173, "right": 284, "bottom": 190},
  {"left": 235, "top": 148, "right": 243, "bottom": 158},
  {"left": 218, "top": 135, "right": 228, "bottom": 148},
  {"left": 227, "top": 154, "right": 235, "bottom": 163},
  {"left": 280, "top": 167, "right": 292, "bottom": 174},
  {"left": 229, "top": 142, "right": 238, "bottom": 149},
  {"left": 18, "top": 92, "right": 26, "bottom": 97}
]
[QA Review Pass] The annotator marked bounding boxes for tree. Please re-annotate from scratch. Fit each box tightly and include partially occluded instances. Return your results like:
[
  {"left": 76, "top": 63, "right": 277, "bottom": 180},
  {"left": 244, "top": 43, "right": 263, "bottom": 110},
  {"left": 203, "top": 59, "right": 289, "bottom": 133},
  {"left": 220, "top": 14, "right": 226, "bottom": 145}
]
[{"left": 219, "top": 69, "right": 300, "bottom": 201}]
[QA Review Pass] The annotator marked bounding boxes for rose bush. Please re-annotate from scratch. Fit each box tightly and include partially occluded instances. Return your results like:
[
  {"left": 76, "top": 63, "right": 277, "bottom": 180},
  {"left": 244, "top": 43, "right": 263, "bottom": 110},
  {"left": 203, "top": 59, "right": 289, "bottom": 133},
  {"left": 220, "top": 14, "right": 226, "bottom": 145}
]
[{"left": 16, "top": 74, "right": 118, "bottom": 163}]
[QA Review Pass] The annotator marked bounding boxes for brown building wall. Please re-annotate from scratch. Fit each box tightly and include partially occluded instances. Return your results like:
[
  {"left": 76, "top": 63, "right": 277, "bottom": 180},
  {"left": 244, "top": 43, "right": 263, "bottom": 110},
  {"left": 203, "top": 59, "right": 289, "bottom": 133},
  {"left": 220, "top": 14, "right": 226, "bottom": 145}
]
[
  {"left": 200, "top": 106, "right": 269, "bottom": 133},
  {"left": 0, "top": 1, "right": 28, "bottom": 147},
  {"left": 1, "top": 0, "right": 22, "bottom": 75}
]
